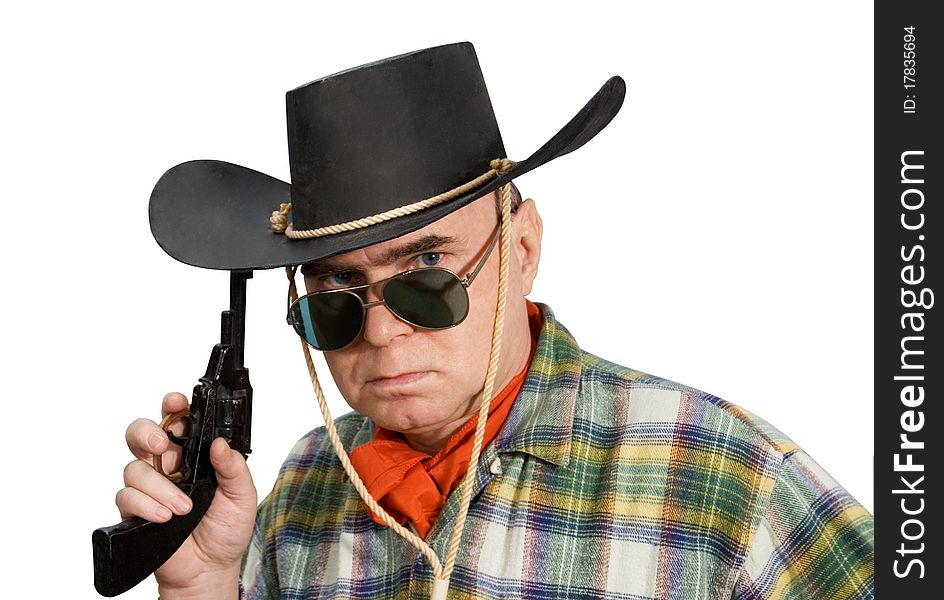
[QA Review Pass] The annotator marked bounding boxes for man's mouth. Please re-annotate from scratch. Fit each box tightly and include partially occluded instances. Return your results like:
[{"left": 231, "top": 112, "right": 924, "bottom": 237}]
[{"left": 366, "top": 371, "right": 430, "bottom": 388}]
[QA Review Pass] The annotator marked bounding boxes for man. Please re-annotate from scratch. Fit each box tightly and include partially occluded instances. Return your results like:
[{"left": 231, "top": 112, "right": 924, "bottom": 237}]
[{"left": 117, "top": 43, "right": 873, "bottom": 599}]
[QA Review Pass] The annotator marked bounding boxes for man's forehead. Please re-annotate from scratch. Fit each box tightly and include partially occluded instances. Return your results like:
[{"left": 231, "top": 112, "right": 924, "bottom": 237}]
[
  {"left": 305, "top": 195, "right": 495, "bottom": 270},
  {"left": 302, "top": 225, "right": 462, "bottom": 275}
]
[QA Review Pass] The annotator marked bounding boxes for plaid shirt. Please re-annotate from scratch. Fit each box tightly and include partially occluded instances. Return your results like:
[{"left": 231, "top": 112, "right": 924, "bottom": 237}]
[{"left": 242, "top": 304, "right": 873, "bottom": 599}]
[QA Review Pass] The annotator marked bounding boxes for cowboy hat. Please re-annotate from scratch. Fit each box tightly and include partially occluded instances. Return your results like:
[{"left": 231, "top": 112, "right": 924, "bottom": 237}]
[{"left": 149, "top": 42, "right": 625, "bottom": 270}]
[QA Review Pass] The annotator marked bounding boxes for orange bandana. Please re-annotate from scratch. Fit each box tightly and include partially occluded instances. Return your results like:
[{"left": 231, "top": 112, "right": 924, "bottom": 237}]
[{"left": 349, "top": 301, "right": 542, "bottom": 538}]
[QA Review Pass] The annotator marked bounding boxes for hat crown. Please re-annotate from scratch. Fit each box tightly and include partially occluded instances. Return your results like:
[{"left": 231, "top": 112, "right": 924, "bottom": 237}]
[{"left": 286, "top": 42, "right": 506, "bottom": 230}]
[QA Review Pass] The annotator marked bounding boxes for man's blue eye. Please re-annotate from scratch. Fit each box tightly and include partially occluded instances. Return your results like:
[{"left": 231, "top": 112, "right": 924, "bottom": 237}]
[
  {"left": 331, "top": 272, "right": 354, "bottom": 286},
  {"left": 419, "top": 253, "right": 442, "bottom": 267}
]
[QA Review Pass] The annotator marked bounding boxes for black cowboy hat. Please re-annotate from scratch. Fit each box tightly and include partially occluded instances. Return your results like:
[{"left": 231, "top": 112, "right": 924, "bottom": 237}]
[{"left": 149, "top": 42, "right": 625, "bottom": 270}]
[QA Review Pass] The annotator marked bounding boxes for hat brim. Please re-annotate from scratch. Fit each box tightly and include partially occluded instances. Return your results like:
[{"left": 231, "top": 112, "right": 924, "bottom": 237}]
[{"left": 149, "top": 76, "right": 625, "bottom": 270}]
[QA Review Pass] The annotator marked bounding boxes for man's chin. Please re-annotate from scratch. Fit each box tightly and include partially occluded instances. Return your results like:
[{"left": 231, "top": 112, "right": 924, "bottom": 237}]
[
  {"left": 351, "top": 382, "right": 435, "bottom": 421},
  {"left": 370, "top": 405, "right": 442, "bottom": 437}
]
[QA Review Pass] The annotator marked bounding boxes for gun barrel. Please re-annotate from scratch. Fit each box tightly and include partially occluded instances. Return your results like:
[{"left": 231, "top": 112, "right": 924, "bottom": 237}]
[{"left": 229, "top": 270, "right": 252, "bottom": 369}]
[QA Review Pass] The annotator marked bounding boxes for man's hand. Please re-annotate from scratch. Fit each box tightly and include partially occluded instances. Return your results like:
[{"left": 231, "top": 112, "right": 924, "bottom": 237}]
[{"left": 117, "top": 392, "right": 257, "bottom": 599}]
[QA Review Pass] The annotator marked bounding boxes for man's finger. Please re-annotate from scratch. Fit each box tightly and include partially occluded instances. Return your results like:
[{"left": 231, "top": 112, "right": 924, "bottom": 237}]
[
  {"left": 125, "top": 418, "right": 168, "bottom": 461},
  {"left": 122, "top": 459, "right": 193, "bottom": 516},
  {"left": 116, "top": 486, "right": 174, "bottom": 523},
  {"left": 161, "top": 392, "right": 190, "bottom": 417}
]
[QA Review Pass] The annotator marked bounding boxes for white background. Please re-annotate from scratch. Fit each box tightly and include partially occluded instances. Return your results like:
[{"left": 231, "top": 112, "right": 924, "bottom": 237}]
[{"left": 1, "top": 2, "right": 872, "bottom": 598}]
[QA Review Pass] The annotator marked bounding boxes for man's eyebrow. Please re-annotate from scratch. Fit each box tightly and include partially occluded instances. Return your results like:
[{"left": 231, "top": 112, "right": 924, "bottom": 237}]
[
  {"left": 377, "top": 234, "right": 458, "bottom": 264},
  {"left": 300, "top": 262, "right": 356, "bottom": 277},
  {"left": 301, "top": 234, "right": 459, "bottom": 277}
]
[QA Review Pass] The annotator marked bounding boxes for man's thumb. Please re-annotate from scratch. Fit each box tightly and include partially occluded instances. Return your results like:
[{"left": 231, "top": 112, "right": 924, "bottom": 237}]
[{"left": 208, "top": 437, "right": 255, "bottom": 503}]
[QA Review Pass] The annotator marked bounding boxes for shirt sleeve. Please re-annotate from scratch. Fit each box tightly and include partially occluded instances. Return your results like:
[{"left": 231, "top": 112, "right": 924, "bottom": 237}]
[{"left": 732, "top": 449, "right": 874, "bottom": 599}]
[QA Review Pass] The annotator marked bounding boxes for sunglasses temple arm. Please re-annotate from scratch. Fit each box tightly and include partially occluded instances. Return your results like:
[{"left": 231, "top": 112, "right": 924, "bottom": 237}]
[{"left": 462, "top": 227, "right": 500, "bottom": 286}]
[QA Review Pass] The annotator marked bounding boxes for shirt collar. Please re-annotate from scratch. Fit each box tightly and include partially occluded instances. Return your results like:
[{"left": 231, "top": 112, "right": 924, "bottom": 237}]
[{"left": 494, "top": 303, "right": 579, "bottom": 468}]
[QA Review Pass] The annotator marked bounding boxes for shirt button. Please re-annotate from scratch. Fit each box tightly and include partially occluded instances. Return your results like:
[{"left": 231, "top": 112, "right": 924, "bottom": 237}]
[{"left": 489, "top": 458, "right": 503, "bottom": 475}]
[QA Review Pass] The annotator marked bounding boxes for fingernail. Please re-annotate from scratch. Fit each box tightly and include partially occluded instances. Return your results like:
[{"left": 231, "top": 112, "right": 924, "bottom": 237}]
[
  {"left": 172, "top": 496, "right": 192, "bottom": 514},
  {"left": 147, "top": 433, "right": 164, "bottom": 451},
  {"left": 155, "top": 506, "right": 172, "bottom": 520}
]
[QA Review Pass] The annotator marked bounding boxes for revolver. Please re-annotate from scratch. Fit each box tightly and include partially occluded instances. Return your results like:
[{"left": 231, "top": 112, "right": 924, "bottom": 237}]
[{"left": 92, "top": 270, "right": 253, "bottom": 596}]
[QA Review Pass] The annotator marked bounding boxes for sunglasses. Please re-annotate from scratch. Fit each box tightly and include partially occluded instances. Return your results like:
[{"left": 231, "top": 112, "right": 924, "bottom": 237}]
[{"left": 288, "top": 227, "right": 500, "bottom": 351}]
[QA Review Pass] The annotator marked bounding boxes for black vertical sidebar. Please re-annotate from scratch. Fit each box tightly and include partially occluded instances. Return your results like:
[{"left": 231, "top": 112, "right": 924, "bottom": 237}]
[{"left": 875, "top": 0, "right": 941, "bottom": 597}]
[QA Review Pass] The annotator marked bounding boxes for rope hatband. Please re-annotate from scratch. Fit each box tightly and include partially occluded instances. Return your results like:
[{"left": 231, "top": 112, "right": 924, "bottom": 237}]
[{"left": 271, "top": 158, "right": 516, "bottom": 238}]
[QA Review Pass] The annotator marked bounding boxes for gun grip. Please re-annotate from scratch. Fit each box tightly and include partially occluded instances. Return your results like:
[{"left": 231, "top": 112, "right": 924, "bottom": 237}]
[{"left": 92, "top": 480, "right": 216, "bottom": 597}]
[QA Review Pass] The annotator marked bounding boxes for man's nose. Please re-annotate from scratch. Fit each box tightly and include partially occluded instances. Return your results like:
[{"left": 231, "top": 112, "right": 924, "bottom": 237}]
[{"left": 361, "top": 300, "right": 414, "bottom": 347}]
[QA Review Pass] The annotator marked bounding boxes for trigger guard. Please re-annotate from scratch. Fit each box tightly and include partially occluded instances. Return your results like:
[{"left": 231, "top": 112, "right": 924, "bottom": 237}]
[{"left": 152, "top": 408, "right": 190, "bottom": 482}]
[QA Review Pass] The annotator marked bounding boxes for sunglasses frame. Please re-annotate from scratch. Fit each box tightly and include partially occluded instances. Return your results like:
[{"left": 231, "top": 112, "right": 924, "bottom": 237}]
[{"left": 287, "top": 225, "right": 500, "bottom": 351}]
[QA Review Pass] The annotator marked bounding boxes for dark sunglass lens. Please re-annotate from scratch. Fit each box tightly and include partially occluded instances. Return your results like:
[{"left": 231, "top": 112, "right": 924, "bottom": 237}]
[
  {"left": 384, "top": 270, "right": 469, "bottom": 328},
  {"left": 290, "top": 292, "right": 363, "bottom": 351}
]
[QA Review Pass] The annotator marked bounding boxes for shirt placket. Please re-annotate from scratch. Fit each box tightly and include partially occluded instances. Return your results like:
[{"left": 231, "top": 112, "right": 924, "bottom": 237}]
[{"left": 404, "top": 446, "right": 502, "bottom": 599}]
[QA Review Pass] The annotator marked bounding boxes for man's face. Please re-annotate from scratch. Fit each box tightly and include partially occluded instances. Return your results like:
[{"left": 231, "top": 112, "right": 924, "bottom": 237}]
[{"left": 303, "top": 192, "right": 542, "bottom": 454}]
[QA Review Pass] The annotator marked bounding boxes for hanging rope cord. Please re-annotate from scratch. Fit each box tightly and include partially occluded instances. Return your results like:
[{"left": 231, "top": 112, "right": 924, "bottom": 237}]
[
  {"left": 441, "top": 179, "right": 512, "bottom": 578},
  {"left": 283, "top": 160, "right": 515, "bottom": 599}
]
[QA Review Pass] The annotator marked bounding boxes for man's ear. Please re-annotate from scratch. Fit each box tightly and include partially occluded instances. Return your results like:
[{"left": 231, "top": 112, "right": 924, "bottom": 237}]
[{"left": 512, "top": 198, "right": 543, "bottom": 295}]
